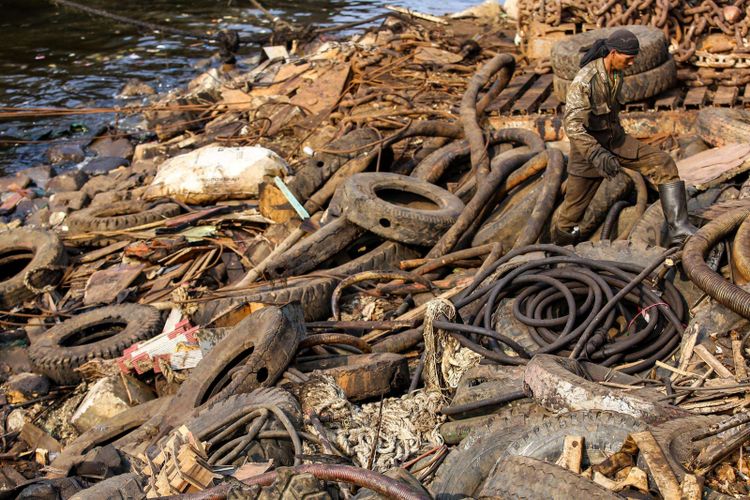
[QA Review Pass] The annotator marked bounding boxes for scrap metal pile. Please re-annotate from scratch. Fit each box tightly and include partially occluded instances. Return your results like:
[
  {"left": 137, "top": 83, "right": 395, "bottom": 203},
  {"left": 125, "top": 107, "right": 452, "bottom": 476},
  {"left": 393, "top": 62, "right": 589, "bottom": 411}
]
[
  {"left": 518, "top": 0, "right": 750, "bottom": 86},
  {"left": 2, "top": 2, "right": 750, "bottom": 499}
]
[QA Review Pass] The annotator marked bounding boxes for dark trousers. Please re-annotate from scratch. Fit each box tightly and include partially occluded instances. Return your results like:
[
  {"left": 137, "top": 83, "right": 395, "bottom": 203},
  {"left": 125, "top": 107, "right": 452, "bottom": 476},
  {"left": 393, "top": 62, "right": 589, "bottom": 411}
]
[{"left": 557, "top": 138, "right": 679, "bottom": 232}]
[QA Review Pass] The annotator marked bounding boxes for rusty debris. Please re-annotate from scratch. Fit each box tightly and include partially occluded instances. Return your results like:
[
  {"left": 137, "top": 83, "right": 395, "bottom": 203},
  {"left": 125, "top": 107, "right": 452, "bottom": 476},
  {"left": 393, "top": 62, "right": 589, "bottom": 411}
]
[{"left": 3, "top": 1, "right": 750, "bottom": 498}]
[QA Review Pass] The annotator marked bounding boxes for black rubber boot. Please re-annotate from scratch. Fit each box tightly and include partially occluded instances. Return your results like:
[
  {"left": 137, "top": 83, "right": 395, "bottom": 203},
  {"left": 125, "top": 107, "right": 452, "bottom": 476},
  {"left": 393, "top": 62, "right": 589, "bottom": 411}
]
[
  {"left": 551, "top": 225, "right": 580, "bottom": 247},
  {"left": 659, "top": 180, "right": 697, "bottom": 246}
]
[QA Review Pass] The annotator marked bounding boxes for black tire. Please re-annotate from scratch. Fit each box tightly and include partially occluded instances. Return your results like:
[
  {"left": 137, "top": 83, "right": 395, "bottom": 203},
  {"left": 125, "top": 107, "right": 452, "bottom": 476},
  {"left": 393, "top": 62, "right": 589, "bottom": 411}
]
[
  {"left": 68, "top": 201, "right": 180, "bottom": 232},
  {"left": 0, "top": 228, "right": 67, "bottom": 308},
  {"left": 553, "top": 58, "right": 677, "bottom": 103},
  {"left": 697, "top": 107, "right": 750, "bottom": 147},
  {"left": 175, "top": 387, "right": 302, "bottom": 467},
  {"left": 68, "top": 473, "right": 145, "bottom": 500},
  {"left": 502, "top": 410, "right": 645, "bottom": 467},
  {"left": 479, "top": 455, "right": 620, "bottom": 499},
  {"left": 524, "top": 354, "right": 688, "bottom": 424},
  {"left": 170, "top": 304, "right": 304, "bottom": 416},
  {"left": 551, "top": 25, "right": 668, "bottom": 81},
  {"left": 430, "top": 412, "right": 549, "bottom": 499},
  {"left": 29, "top": 304, "right": 164, "bottom": 385},
  {"left": 50, "top": 397, "right": 170, "bottom": 476},
  {"left": 339, "top": 172, "right": 464, "bottom": 246}
]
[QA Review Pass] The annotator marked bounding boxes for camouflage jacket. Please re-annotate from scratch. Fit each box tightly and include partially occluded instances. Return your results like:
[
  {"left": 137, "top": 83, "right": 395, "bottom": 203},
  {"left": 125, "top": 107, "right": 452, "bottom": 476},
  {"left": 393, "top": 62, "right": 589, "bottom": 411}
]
[{"left": 563, "top": 58, "right": 626, "bottom": 168}]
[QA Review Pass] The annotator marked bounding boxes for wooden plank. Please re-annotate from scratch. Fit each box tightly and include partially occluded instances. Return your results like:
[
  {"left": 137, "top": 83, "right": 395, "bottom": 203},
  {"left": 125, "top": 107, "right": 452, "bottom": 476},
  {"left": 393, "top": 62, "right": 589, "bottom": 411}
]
[
  {"left": 654, "top": 89, "right": 682, "bottom": 110},
  {"left": 684, "top": 87, "right": 708, "bottom": 109},
  {"left": 694, "top": 344, "right": 735, "bottom": 379},
  {"left": 680, "top": 474, "right": 703, "bottom": 500},
  {"left": 713, "top": 86, "right": 738, "bottom": 107},
  {"left": 743, "top": 84, "right": 750, "bottom": 104},
  {"left": 631, "top": 431, "right": 681, "bottom": 500},
  {"left": 539, "top": 92, "right": 561, "bottom": 114},
  {"left": 555, "top": 435, "right": 583, "bottom": 473},
  {"left": 732, "top": 340, "right": 748, "bottom": 380},
  {"left": 511, "top": 74, "right": 553, "bottom": 115},
  {"left": 486, "top": 73, "right": 536, "bottom": 113}
]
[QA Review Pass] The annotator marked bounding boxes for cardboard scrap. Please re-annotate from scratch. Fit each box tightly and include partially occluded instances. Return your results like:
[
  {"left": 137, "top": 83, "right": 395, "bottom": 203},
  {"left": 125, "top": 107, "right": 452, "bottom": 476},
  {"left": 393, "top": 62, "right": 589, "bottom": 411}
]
[{"left": 118, "top": 318, "right": 202, "bottom": 375}]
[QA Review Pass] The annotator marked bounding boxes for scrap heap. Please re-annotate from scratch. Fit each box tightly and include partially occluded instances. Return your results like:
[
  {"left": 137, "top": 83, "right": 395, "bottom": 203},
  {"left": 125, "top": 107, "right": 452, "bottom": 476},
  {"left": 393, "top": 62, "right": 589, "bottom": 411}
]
[{"left": 1, "top": 1, "right": 750, "bottom": 498}]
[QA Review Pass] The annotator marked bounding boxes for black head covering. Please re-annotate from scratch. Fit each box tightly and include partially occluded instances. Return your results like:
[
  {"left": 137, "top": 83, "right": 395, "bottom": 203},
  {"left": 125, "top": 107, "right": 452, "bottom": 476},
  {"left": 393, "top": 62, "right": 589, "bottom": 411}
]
[{"left": 579, "top": 29, "right": 640, "bottom": 68}]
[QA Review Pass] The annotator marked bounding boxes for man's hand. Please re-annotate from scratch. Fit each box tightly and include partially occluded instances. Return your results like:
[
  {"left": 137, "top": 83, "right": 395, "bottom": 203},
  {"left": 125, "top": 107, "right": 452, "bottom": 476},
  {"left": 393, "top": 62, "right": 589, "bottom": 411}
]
[{"left": 590, "top": 147, "right": 621, "bottom": 179}]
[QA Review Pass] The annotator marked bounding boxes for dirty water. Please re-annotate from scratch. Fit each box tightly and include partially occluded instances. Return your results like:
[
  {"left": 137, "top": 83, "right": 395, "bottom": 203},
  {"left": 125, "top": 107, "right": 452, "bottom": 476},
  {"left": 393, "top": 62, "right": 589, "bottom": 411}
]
[{"left": 0, "top": 0, "right": 480, "bottom": 172}]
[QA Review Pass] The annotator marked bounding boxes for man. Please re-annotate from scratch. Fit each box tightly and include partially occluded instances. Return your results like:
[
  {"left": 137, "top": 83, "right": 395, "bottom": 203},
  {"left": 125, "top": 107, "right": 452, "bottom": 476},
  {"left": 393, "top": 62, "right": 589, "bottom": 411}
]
[{"left": 552, "top": 29, "right": 696, "bottom": 246}]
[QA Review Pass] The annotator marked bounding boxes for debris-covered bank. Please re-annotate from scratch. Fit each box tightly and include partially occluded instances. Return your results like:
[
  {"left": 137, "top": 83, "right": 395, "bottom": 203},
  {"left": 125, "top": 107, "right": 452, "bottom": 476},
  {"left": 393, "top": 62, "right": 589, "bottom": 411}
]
[{"left": 2, "top": 0, "right": 750, "bottom": 497}]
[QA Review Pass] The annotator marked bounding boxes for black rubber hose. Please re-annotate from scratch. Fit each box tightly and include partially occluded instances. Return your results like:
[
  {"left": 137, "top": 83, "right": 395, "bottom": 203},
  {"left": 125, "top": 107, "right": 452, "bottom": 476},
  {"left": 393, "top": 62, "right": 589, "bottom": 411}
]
[
  {"left": 683, "top": 207, "right": 750, "bottom": 319},
  {"left": 440, "top": 389, "right": 526, "bottom": 416},
  {"left": 601, "top": 200, "right": 631, "bottom": 240}
]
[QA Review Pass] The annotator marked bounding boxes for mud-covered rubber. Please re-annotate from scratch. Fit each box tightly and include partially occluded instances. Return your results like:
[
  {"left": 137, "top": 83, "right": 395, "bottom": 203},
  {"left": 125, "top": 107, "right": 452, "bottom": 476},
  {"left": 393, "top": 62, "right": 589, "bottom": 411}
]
[
  {"left": 29, "top": 304, "right": 164, "bottom": 385},
  {"left": 68, "top": 200, "right": 180, "bottom": 232},
  {"left": 430, "top": 411, "right": 549, "bottom": 499},
  {"left": 472, "top": 180, "right": 543, "bottom": 247},
  {"left": 637, "top": 415, "right": 730, "bottom": 500},
  {"left": 697, "top": 107, "right": 750, "bottom": 147},
  {"left": 192, "top": 241, "right": 420, "bottom": 325},
  {"left": 68, "top": 473, "right": 145, "bottom": 500},
  {"left": 50, "top": 397, "right": 170, "bottom": 477},
  {"left": 627, "top": 201, "right": 666, "bottom": 247},
  {"left": 171, "top": 304, "right": 304, "bottom": 416},
  {"left": 0, "top": 228, "right": 67, "bottom": 308},
  {"left": 553, "top": 58, "right": 677, "bottom": 103},
  {"left": 524, "top": 354, "right": 689, "bottom": 424},
  {"left": 338, "top": 172, "right": 464, "bottom": 246},
  {"left": 551, "top": 26, "right": 668, "bottom": 81},
  {"left": 502, "top": 410, "right": 645, "bottom": 466},
  {"left": 478, "top": 455, "right": 619, "bottom": 499},
  {"left": 174, "top": 387, "right": 302, "bottom": 467}
]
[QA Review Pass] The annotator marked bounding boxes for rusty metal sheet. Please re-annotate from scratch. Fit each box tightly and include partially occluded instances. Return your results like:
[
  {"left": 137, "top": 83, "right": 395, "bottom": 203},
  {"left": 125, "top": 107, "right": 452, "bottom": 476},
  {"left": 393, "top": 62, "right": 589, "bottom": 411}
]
[
  {"left": 511, "top": 74, "right": 553, "bottom": 115},
  {"left": 486, "top": 72, "right": 536, "bottom": 113},
  {"left": 713, "top": 86, "right": 739, "bottom": 107},
  {"left": 84, "top": 263, "right": 145, "bottom": 305},
  {"left": 684, "top": 87, "right": 708, "bottom": 109}
]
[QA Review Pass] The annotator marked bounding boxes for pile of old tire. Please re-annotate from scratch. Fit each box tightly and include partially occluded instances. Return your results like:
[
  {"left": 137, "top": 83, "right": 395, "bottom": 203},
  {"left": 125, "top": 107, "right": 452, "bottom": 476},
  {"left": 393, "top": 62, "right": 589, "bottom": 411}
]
[{"left": 550, "top": 25, "right": 676, "bottom": 103}]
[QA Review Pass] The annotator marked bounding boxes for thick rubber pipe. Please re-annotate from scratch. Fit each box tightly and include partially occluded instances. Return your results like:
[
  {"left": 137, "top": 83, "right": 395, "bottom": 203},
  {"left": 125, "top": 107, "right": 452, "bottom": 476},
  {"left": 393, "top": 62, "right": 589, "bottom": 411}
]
[
  {"left": 514, "top": 148, "right": 565, "bottom": 248},
  {"left": 600, "top": 200, "right": 630, "bottom": 240},
  {"left": 684, "top": 207, "right": 750, "bottom": 319},
  {"left": 460, "top": 53, "right": 516, "bottom": 175},
  {"left": 616, "top": 169, "right": 648, "bottom": 239},
  {"left": 411, "top": 128, "right": 544, "bottom": 183},
  {"left": 732, "top": 214, "right": 750, "bottom": 281},
  {"left": 426, "top": 149, "right": 540, "bottom": 258}
]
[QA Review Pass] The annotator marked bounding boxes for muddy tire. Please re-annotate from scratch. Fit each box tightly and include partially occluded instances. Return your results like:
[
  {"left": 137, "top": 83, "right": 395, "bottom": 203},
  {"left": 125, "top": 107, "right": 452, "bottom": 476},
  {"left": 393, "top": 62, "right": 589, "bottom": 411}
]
[
  {"left": 193, "top": 241, "right": 420, "bottom": 326},
  {"left": 472, "top": 181, "right": 543, "bottom": 247},
  {"left": 0, "top": 228, "right": 67, "bottom": 308},
  {"left": 29, "top": 304, "right": 164, "bottom": 385},
  {"left": 68, "top": 473, "right": 145, "bottom": 500},
  {"left": 573, "top": 239, "right": 667, "bottom": 265},
  {"left": 697, "top": 107, "right": 750, "bottom": 147},
  {"left": 637, "top": 416, "right": 731, "bottom": 500},
  {"left": 627, "top": 201, "right": 666, "bottom": 247},
  {"left": 524, "top": 354, "right": 688, "bottom": 424},
  {"left": 479, "top": 455, "right": 619, "bottom": 499},
  {"left": 68, "top": 201, "right": 180, "bottom": 232},
  {"left": 553, "top": 58, "right": 677, "bottom": 103},
  {"left": 176, "top": 387, "right": 302, "bottom": 467},
  {"left": 50, "top": 397, "right": 170, "bottom": 476},
  {"left": 551, "top": 26, "right": 668, "bottom": 81},
  {"left": 339, "top": 172, "right": 464, "bottom": 246},
  {"left": 431, "top": 412, "right": 549, "bottom": 499},
  {"left": 170, "top": 304, "right": 304, "bottom": 416},
  {"left": 502, "top": 410, "right": 645, "bottom": 466}
]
